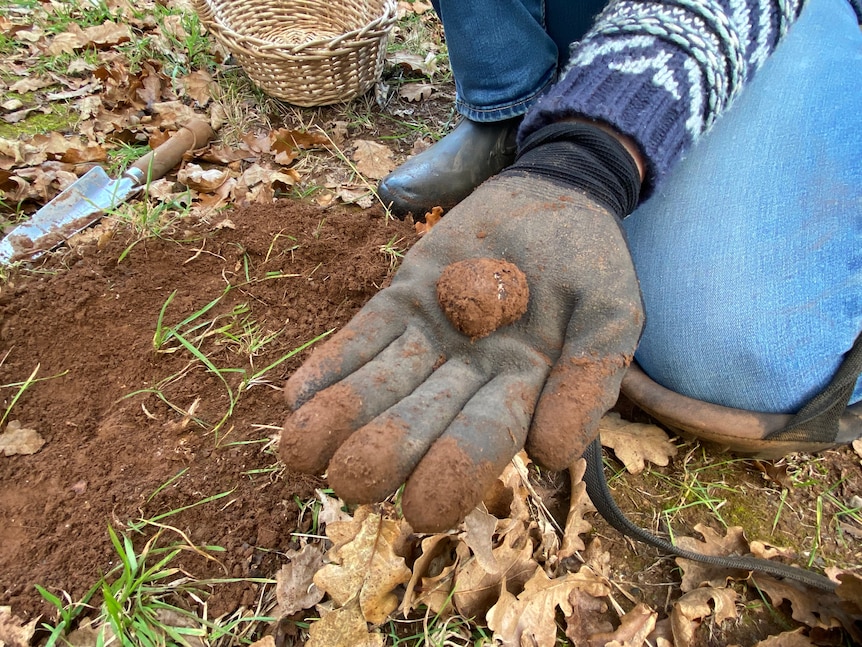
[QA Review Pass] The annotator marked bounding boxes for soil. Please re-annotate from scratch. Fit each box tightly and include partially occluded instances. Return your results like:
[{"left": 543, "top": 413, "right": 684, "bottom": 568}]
[{"left": 0, "top": 200, "right": 419, "bottom": 622}]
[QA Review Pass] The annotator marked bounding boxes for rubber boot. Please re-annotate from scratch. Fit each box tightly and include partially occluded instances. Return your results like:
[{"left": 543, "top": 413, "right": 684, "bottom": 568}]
[
  {"left": 377, "top": 116, "right": 522, "bottom": 219},
  {"left": 621, "top": 362, "right": 862, "bottom": 459}
]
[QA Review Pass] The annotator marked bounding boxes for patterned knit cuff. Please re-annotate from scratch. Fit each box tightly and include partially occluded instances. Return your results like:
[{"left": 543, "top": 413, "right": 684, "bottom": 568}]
[
  {"left": 518, "top": 0, "right": 805, "bottom": 197},
  {"left": 518, "top": 51, "right": 691, "bottom": 197}
]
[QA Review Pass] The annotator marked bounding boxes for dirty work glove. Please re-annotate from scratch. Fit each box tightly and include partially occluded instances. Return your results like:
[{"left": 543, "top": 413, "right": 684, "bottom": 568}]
[{"left": 280, "top": 122, "right": 644, "bottom": 533}]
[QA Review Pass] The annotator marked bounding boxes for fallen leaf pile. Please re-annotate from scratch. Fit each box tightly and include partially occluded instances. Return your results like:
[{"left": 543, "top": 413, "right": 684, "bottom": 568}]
[
  {"left": 272, "top": 423, "right": 862, "bottom": 647},
  {"left": 0, "top": 0, "right": 447, "bottom": 238}
]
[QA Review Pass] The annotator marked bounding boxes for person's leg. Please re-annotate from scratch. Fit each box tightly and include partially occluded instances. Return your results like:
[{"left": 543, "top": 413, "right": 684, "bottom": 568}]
[
  {"left": 380, "top": 0, "right": 608, "bottom": 218},
  {"left": 431, "top": 0, "right": 556, "bottom": 121},
  {"left": 431, "top": 0, "right": 607, "bottom": 120},
  {"left": 622, "top": 0, "right": 862, "bottom": 415}
]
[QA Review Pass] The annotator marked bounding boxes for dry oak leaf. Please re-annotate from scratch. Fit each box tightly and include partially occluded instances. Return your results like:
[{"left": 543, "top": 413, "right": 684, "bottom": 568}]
[
  {"left": 487, "top": 566, "right": 609, "bottom": 647},
  {"left": 8, "top": 76, "right": 55, "bottom": 94},
  {"left": 248, "top": 637, "right": 276, "bottom": 647},
  {"left": 0, "top": 138, "right": 44, "bottom": 167},
  {"left": 560, "top": 457, "right": 595, "bottom": 560},
  {"left": 80, "top": 21, "right": 133, "bottom": 48},
  {"left": 46, "top": 31, "right": 84, "bottom": 56},
  {"left": 670, "top": 587, "right": 738, "bottom": 647},
  {"left": 352, "top": 140, "right": 395, "bottom": 180},
  {"left": 749, "top": 539, "right": 797, "bottom": 562},
  {"left": 323, "top": 505, "right": 377, "bottom": 551},
  {"left": 590, "top": 602, "right": 657, "bottom": 647},
  {"left": 0, "top": 421, "right": 45, "bottom": 456},
  {"left": 400, "top": 83, "right": 434, "bottom": 102},
  {"left": 414, "top": 205, "right": 443, "bottom": 235},
  {"left": 503, "top": 450, "right": 561, "bottom": 558},
  {"left": 397, "top": 1, "right": 434, "bottom": 17},
  {"left": 273, "top": 128, "right": 329, "bottom": 151},
  {"left": 275, "top": 543, "right": 326, "bottom": 616},
  {"left": 462, "top": 507, "right": 499, "bottom": 573},
  {"left": 0, "top": 606, "right": 38, "bottom": 647},
  {"left": 564, "top": 588, "right": 612, "bottom": 646},
  {"left": 400, "top": 533, "right": 460, "bottom": 616},
  {"left": 313, "top": 507, "right": 411, "bottom": 625},
  {"left": 581, "top": 538, "right": 612, "bottom": 581},
  {"left": 599, "top": 412, "right": 678, "bottom": 474},
  {"left": 675, "top": 524, "right": 752, "bottom": 591},
  {"left": 315, "top": 489, "right": 353, "bottom": 528},
  {"left": 177, "top": 70, "right": 214, "bottom": 105},
  {"left": 177, "top": 163, "right": 230, "bottom": 192},
  {"left": 452, "top": 518, "right": 536, "bottom": 619},
  {"left": 337, "top": 186, "right": 377, "bottom": 209},
  {"left": 752, "top": 574, "right": 857, "bottom": 638},
  {"left": 482, "top": 451, "right": 533, "bottom": 523},
  {"left": 754, "top": 629, "right": 816, "bottom": 647},
  {"left": 834, "top": 570, "right": 862, "bottom": 619},
  {"left": 305, "top": 599, "right": 384, "bottom": 647},
  {"left": 389, "top": 51, "right": 439, "bottom": 77}
]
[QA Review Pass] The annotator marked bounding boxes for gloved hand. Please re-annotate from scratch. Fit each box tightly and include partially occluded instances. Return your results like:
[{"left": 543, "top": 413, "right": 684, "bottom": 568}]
[{"left": 280, "top": 122, "right": 644, "bottom": 532}]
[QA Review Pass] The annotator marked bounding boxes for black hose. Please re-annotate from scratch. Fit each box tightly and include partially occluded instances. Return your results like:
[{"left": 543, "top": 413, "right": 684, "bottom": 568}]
[{"left": 582, "top": 437, "right": 837, "bottom": 592}]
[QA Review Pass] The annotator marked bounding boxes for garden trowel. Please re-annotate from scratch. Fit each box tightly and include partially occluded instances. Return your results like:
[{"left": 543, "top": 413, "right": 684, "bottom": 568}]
[{"left": 0, "top": 118, "right": 215, "bottom": 265}]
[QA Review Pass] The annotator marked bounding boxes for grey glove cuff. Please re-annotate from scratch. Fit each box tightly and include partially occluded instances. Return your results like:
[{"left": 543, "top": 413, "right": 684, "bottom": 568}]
[{"left": 503, "top": 122, "right": 641, "bottom": 219}]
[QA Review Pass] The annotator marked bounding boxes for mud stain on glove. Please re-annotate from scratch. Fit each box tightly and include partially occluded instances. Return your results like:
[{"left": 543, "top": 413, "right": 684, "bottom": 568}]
[
  {"left": 280, "top": 382, "right": 364, "bottom": 474},
  {"left": 327, "top": 416, "right": 412, "bottom": 503},
  {"left": 402, "top": 436, "right": 500, "bottom": 533},
  {"left": 436, "top": 257, "right": 529, "bottom": 340}
]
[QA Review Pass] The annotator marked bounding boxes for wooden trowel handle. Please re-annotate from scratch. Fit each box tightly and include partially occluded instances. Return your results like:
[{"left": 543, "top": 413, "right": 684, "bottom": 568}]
[{"left": 129, "top": 118, "right": 216, "bottom": 182}]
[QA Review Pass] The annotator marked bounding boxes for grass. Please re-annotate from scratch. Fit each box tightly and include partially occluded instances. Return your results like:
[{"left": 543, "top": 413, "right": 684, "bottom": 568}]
[
  {"left": 41, "top": 0, "right": 123, "bottom": 33},
  {"left": 0, "top": 364, "right": 69, "bottom": 427},
  {"left": 383, "top": 613, "right": 493, "bottom": 647},
  {"left": 602, "top": 440, "right": 862, "bottom": 581},
  {"left": 36, "top": 523, "right": 276, "bottom": 647},
  {"left": 779, "top": 455, "right": 862, "bottom": 567},
  {"left": 120, "top": 5, "right": 218, "bottom": 76},
  {"left": 134, "top": 283, "right": 334, "bottom": 436},
  {"left": 107, "top": 142, "right": 154, "bottom": 176},
  {"left": 118, "top": 200, "right": 196, "bottom": 260},
  {"left": 380, "top": 235, "right": 407, "bottom": 270},
  {"left": 33, "top": 472, "right": 281, "bottom": 645},
  {"left": 0, "top": 101, "right": 76, "bottom": 139}
]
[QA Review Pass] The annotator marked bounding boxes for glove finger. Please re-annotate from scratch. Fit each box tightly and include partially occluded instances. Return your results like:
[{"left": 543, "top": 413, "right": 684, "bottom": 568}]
[
  {"left": 280, "top": 327, "right": 437, "bottom": 474},
  {"left": 284, "top": 294, "right": 405, "bottom": 409},
  {"left": 528, "top": 351, "right": 631, "bottom": 471},
  {"left": 326, "top": 360, "right": 488, "bottom": 503},
  {"left": 401, "top": 370, "right": 542, "bottom": 533},
  {"left": 527, "top": 271, "right": 642, "bottom": 470}
]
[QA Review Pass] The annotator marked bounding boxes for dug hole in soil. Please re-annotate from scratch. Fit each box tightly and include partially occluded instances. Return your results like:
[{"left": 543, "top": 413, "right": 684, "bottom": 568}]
[{"left": 0, "top": 200, "right": 419, "bottom": 622}]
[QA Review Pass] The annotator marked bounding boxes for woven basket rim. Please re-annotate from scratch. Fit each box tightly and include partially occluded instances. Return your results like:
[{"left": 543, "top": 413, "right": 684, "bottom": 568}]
[{"left": 197, "top": 0, "right": 398, "bottom": 57}]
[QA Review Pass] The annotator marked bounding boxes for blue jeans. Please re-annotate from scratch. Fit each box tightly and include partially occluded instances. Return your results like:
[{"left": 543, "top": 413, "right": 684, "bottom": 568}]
[
  {"left": 433, "top": 0, "right": 862, "bottom": 413},
  {"left": 429, "top": 0, "right": 608, "bottom": 120}
]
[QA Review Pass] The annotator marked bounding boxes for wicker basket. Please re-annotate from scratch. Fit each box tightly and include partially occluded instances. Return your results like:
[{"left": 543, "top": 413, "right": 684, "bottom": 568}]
[{"left": 193, "top": 0, "right": 398, "bottom": 106}]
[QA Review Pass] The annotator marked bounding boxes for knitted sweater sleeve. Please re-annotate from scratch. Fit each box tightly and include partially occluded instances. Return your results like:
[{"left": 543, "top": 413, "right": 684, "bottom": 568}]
[{"left": 517, "top": 0, "right": 809, "bottom": 194}]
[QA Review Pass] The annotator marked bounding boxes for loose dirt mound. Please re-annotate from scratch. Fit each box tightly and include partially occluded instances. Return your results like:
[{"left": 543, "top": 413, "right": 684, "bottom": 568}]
[{"left": 0, "top": 201, "right": 419, "bottom": 621}]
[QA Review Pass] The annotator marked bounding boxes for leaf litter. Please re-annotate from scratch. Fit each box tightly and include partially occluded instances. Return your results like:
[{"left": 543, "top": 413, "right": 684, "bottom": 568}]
[
  {"left": 0, "top": 0, "right": 860, "bottom": 645},
  {"left": 277, "top": 449, "right": 861, "bottom": 646}
]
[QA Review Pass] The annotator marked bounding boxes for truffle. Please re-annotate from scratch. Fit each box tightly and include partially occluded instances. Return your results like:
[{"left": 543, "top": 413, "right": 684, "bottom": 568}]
[{"left": 436, "top": 257, "right": 529, "bottom": 340}]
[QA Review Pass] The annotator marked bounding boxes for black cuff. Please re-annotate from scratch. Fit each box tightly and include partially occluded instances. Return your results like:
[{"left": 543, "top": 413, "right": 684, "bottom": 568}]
[{"left": 502, "top": 122, "right": 641, "bottom": 219}]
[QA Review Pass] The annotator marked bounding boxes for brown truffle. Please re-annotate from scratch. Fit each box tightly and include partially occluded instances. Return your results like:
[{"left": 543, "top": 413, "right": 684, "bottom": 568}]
[{"left": 436, "top": 257, "right": 529, "bottom": 340}]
